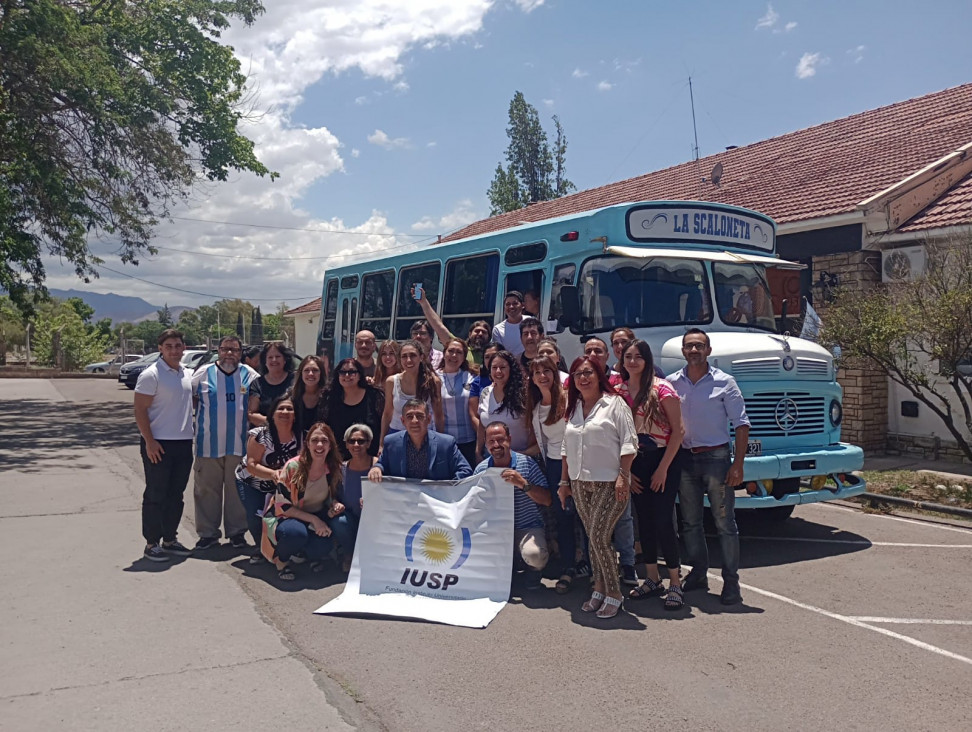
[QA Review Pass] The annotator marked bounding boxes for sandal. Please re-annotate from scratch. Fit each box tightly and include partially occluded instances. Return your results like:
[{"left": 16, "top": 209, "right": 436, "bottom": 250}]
[
  {"left": 581, "top": 591, "right": 605, "bottom": 613},
  {"left": 664, "top": 585, "right": 684, "bottom": 611},
  {"left": 628, "top": 576, "right": 665, "bottom": 599},
  {"left": 309, "top": 560, "right": 327, "bottom": 573},
  {"left": 596, "top": 595, "right": 624, "bottom": 619},
  {"left": 555, "top": 569, "right": 575, "bottom": 595},
  {"left": 278, "top": 565, "right": 295, "bottom": 581}
]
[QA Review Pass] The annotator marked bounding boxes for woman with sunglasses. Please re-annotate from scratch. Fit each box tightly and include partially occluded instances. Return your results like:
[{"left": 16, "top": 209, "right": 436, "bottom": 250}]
[
  {"left": 370, "top": 339, "right": 401, "bottom": 387},
  {"left": 618, "top": 340, "right": 686, "bottom": 610},
  {"left": 320, "top": 358, "right": 384, "bottom": 461},
  {"left": 379, "top": 339, "right": 444, "bottom": 449},
  {"left": 340, "top": 424, "right": 377, "bottom": 530},
  {"left": 437, "top": 337, "right": 479, "bottom": 467},
  {"left": 559, "top": 356, "right": 637, "bottom": 619},
  {"left": 292, "top": 355, "right": 327, "bottom": 445}
]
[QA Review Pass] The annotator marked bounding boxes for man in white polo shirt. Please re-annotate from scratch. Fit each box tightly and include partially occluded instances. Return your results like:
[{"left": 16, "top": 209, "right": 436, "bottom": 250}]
[
  {"left": 191, "top": 335, "right": 260, "bottom": 551},
  {"left": 134, "top": 329, "right": 195, "bottom": 562}
]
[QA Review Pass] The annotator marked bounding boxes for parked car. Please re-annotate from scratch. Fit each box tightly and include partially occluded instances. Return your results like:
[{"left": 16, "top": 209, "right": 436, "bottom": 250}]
[
  {"left": 85, "top": 354, "right": 141, "bottom": 375},
  {"left": 180, "top": 349, "right": 210, "bottom": 371},
  {"left": 119, "top": 352, "right": 161, "bottom": 389}
]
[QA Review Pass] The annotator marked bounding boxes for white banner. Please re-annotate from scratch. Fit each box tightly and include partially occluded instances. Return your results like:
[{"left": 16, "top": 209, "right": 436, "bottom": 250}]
[{"left": 316, "top": 469, "right": 514, "bottom": 628}]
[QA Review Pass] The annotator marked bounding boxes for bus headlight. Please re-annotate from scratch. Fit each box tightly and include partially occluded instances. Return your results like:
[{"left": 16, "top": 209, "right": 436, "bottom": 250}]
[{"left": 829, "top": 399, "right": 843, "bottom": 426}]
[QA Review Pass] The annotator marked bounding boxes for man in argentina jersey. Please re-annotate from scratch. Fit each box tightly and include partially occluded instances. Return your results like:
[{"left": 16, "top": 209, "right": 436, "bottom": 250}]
[{"left": 191, "top": 335, "right": 261, "bottom": 550}]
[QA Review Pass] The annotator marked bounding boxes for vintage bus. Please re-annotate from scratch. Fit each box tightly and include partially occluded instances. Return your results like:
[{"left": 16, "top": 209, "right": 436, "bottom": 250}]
[{"left": 317, "top": 200, "right": 865, "bottom": 517}]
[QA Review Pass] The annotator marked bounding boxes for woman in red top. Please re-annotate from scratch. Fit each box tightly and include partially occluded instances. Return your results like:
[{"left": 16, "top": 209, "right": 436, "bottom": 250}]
[{"left": 616, "top": 340, "right": 687, "bottom": 610}]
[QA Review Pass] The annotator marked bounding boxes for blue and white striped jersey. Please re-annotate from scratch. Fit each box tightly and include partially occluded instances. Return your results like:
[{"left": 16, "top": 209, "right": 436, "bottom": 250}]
[{"left": 192, "top": 363, "right": 260, "bottom": 458}]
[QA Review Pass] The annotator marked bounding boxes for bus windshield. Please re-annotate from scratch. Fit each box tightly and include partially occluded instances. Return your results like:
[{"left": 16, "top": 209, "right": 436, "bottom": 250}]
[
  {"left": 573, "top": 256, "right": 712, "bottom": 333},
  {"left": 712, "top": 261, "right": 776, "bottom": 331}
]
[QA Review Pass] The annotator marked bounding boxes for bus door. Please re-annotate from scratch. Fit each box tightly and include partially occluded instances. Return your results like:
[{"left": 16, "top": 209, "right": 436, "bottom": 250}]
[
  {"left": 336, "top": 274, "right": 359, "bottom": 364},
  {"left": 502, "top": 240, "right": 548, "bottom": 321},
  {"left": 317, "top": 278, "right": 339, "bottom": 365}
]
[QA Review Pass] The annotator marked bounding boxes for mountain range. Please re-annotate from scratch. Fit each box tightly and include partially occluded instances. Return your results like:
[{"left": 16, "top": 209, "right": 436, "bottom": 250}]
[{"left": 48, "top": 289, "right": 192, "bottom": 324}]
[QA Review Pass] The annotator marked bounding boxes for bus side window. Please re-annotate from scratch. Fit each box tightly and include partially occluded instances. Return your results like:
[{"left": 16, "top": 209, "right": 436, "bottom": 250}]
[
  {"left": 395, "top": 262, "right": 441, "bottom": 340},
  {"left": 360, "top": 270, "right": 394, "bottom": 340},
  {"left": 317, "top": 278, "right": 339, "bottom": 358},
  {"left": 547, "top": 263, "right": 576, "bottom": 334},
  {"left": 442, "top": 253, "right": 499, "bottom": 339}
]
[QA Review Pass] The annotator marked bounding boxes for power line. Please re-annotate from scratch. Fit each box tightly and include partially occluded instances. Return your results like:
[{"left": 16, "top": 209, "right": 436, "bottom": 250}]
[
  {"left": 170, "top": 214, "right": 432, "bottom": 237},
  {"left": 147, "top": 237, "right": 429, "bottom": 261},
  {"left": 96, "top": 264, "right": 320, "bottom": 302}
]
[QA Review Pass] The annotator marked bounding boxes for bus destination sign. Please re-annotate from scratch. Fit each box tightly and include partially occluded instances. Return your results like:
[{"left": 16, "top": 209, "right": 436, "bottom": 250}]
[{"left": 626, "top": 204, "right": 775, "bottom": 251}]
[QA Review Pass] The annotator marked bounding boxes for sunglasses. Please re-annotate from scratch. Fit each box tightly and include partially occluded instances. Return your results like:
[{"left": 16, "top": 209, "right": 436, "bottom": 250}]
[
  {"left": 346, "top": 437, "right": 369, "bottom": 445},
  {"left": 338, "top": 369, "right": 359, "bottom": 376}
]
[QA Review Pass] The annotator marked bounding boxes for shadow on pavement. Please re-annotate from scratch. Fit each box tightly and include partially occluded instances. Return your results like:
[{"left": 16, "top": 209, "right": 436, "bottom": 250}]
[
  {"left": 732, "top": 513, "right": 872, "bottom": 569},
  {"left": 0, "top": 398, "right": 136, "bottom": 470}
]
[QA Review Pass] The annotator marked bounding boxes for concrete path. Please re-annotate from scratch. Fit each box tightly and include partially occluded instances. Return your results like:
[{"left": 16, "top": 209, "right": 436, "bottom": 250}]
[{"left": 0, "top": 380, "right": 363, "bottom": 731}]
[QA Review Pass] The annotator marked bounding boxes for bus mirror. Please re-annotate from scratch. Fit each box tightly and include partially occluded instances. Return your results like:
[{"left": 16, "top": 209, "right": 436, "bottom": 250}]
[{"left": 559, "top": 285, "right": 580, "bottom": 328}]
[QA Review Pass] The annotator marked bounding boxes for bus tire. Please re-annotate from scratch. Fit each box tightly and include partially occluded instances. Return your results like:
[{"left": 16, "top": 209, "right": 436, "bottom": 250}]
[{"left": 757, "top": 505, "right": 795, "bottom": 522}]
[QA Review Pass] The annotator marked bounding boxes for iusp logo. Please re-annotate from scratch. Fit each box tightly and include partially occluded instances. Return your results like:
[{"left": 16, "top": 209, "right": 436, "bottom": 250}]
[{"left": 400, "top": 520, "right": 471, "bottom": 591}]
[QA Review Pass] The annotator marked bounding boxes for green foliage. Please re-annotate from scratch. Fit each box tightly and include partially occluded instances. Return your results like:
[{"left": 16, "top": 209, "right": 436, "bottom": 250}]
[
  {"left": 65, "top": 297, "right": 95, "bottom": 324},
  {"left": 0, "top": 0, "right": 274, "bottom": 312},
  {"left": 176, "top": 309, "right": 204, "bottom": 345},
  {"left": 822, "top": 234, "right": 972, "bottom": 460},
  {"left": 0, "top": 295, "right": 27, "bottom": 347},
  {"left": 487, "top": 91, "right": 574, "bottom": 215},
  {"left": 92, "top": 317, "right": 113, "bottom": 340},
  {"left": 31, "top": 299, "right": 111, "bottom": 370},
  {"left": 157, "top": 303, "right": 173, "bottom": 327}
]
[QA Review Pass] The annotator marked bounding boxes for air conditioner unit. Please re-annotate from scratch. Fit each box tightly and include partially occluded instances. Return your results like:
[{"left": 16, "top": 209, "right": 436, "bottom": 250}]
[{"left": 881, "top": 245, "right": 926, "bottom": 283}]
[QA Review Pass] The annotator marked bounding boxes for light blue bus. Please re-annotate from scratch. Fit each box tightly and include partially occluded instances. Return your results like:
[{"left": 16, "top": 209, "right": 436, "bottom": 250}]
[{"left": 317, "top": 200, "right": 865, "bottom": 517}]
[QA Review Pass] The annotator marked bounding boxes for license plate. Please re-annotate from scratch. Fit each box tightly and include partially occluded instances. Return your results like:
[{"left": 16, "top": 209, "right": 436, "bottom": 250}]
[{"left": 746, "top": 440, "right": 762, "bottom": 456}]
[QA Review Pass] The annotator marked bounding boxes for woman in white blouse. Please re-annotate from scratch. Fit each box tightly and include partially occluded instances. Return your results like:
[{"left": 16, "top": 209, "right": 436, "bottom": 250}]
[
  {"left": 559, "top": 356, "right": 637, "bottom": 619},
  {"left": 476, "top": 350, "right": 534, "bottom": 461}
]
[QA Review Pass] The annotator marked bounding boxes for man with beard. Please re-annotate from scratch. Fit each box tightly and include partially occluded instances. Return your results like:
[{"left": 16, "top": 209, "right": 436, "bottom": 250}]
[{"left": 414, "top": 288, "right": 490, "bottom": 367}]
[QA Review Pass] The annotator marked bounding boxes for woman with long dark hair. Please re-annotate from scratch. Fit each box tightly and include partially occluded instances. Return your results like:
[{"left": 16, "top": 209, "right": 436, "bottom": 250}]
[
  {"left": 476, "top": 349, "right": 533, "bottom": 461},
  {"left": 559, "top": 356, "right": 637, "bottom": 619},
  {"left": 437, "top": 337, "right": 479, "bottom": 467},
  {"left": 291, "top": 355, "right": 326, "bottom": 444},
  {"left": 262, "top": 422, "right": 356, "bottom": 580},
  {"left": 370, "top": 339, "right": 401, "bottom": 387},
  {"left": 234, "top": 395, "right": 299, "bottom": 563},
  {"left": 617, "top": 340, "right": 686, "bottom": 610},
  {"left": 320, "top": 358, "right": 385, "bottom": 460},
  {"left": 527, "top": 354, "right": 579, "bottom": 593},
  {"left": 379, "top": 339, "right": 443, "bottom": 448},
  {"left": 248, "top": 342, "right": 296, "bottom": 427}
]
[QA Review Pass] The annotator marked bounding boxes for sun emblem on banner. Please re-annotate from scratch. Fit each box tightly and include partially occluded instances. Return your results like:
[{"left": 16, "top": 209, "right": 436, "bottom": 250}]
[
  {"left": 419, "top": 528, "right": 454, "bottom": 564},
  {"left": 405, "top": 521, "right": 473, "bottom": 570}
]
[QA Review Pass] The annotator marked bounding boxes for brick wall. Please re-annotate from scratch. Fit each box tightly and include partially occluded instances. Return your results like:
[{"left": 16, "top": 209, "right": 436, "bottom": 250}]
[{"left": 812, "top": 251, "right": 888, "bottom": 452}]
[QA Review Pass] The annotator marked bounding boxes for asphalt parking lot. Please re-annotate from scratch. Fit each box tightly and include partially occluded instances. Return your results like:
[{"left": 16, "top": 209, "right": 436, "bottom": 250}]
[{"left": 2, "top": 378, "right": 970, "bottom": 731}]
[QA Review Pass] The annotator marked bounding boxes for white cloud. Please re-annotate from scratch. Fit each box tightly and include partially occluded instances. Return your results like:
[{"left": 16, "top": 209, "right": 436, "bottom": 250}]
[
  {"left": 55, "top": 0, "right": 507, "bottom": 307},
  {"left": 426, "top": 141, "right": 437, "bottom": 148},
  {"left": 411, "top": 199, "right": 482, "bottom": 233},
  {"left": 542, "top": 98, "right": 554, "bottom": 107},
  {"left": 571, "top": 67, "right": 589, "bottom": 79},
  {"left": 514, "top": 0, "right": 545, "bottom": 11},
  {"left": 597, "top": 80, "right": 613, "bottom": 92},
  {"left": 354, "top": 95, "right": 368, "bottom": 105},
  {"left": 795, "top": 52, "right": 828, "bottom": 79},
  {"left": 755, "top": 4, "right": 779, "bottom": 30},
  {"left": 848, "top": 44, "right": 866, "bottom": 63},
  {"left": 784, "top": 21, "right": 797, "bottom": 32},
  {"left": 367, "top": 129, "right": 411, "bottom": 149}
]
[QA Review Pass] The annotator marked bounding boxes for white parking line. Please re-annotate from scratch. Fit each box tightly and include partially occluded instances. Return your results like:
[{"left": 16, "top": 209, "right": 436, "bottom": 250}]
[
  {"left": 706, "top": 573, "right": 972, "bottom": 667},
  {"left": 738, "top": 536, "right": 972, "bottom": 548},
  {"left": 818, "top": 503, "right": 972, "bottom": 535},
  {"left": 848, "top": 617, "right": 972, "bottom": 626}
]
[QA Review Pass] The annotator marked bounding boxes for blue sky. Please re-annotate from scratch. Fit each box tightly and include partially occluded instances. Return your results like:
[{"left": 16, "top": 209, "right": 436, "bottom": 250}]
[{"left": 50, "top": 0, "right": 972, "bottom": 308}]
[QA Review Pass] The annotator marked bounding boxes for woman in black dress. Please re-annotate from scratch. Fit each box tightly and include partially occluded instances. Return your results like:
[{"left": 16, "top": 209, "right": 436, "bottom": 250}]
[{"left": 320, "top": 358, "right": 385, "bottom": 460}]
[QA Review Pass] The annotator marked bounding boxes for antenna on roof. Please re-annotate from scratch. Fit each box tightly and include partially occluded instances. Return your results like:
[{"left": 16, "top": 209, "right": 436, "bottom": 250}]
[
  {"left": 709, "top": 162, "right": 723, "bottom": 187},
  {"left": 689, "top": 76, "right": 700, "bottom": 162}
]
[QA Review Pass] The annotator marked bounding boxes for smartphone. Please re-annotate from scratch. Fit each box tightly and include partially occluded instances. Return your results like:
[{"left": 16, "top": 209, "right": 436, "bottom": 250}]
[{"left": 412, "top": 282, "right": 423, "bottom": 300}]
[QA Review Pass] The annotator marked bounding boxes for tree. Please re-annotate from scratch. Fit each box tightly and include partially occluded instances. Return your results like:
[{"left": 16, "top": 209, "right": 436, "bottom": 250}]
[
  {"left": 176, "top": 309, "right": 204, "bottom": 346},
  {"left": 252, "top": 306, "right": 263, "bottom": 344},
  {"left": 486, "top": 91, "right": 574, "bottom": 215},
  {"left": 30, "top": 298, "right": 110, "bottom": 370},
  {"left": 235, "top": 311, "right": 245, "bottom": 341},
  {"left": 157, "top": 303, "right": 173, "bottom": 327},
  {"left": 65, "top": 297, "right": 94, "bottom": 324},
  {"left": 0, "top": 0, "right": 275, "bottom": 313},
  {"left": 822, "top": 234, "right": 972, "bottom": 462}
]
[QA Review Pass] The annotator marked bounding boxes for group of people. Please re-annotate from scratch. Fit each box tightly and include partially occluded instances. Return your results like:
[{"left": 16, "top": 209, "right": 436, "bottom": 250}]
[{"left": 133, "top": 293, "right": 751, "bottom": 620}]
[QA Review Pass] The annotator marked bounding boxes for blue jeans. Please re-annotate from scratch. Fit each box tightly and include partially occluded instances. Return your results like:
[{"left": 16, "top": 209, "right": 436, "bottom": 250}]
[
  {"left": 612, "top": 497, "right": 636, "bottom": 567},
  {"left": 678, "top": 447, "right": 739, "bottom": 582},
  {"left": 236, "top": 478, "right": 269, "bottom": 546},
  {"left": 274, "top": 508, "right": 358, "bottom": 563}
]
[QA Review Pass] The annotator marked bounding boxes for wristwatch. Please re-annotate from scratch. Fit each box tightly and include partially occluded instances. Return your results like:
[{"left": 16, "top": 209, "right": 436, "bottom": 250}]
[{"left": 522, "top": 483, "right": 533, "bottom": 493}]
